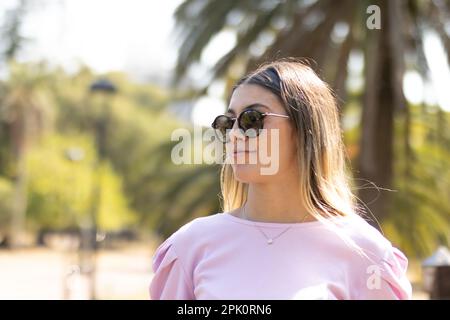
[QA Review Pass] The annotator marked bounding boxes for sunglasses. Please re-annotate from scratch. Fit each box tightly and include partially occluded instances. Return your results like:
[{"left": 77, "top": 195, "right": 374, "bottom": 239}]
[{"left": 211, "top": 108, "right": 289, "bottom": 142}]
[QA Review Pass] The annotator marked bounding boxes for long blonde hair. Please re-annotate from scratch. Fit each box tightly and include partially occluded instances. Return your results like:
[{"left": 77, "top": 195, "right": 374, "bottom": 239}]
[{"left": 220, "top": 59, "right": 358, "bottom": 223}]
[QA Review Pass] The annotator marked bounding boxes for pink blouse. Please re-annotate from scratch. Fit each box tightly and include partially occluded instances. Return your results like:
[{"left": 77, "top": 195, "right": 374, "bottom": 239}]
[{"left": 149, "top": 212, "right": 412, "bottom": 300}]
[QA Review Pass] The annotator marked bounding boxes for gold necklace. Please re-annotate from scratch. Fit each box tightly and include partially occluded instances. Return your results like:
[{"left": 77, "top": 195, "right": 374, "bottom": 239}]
[{"left": 241, "top": 203, "right": 309, "bottom": 245}]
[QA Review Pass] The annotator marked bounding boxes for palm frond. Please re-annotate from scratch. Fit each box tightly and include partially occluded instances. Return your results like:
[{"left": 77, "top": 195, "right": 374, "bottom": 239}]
[
  {"left": 212, "top": 1, "right": 286, "bottom": 80},
  {"left": 174, "top": 0, "right": 242, "bottom": 79}
]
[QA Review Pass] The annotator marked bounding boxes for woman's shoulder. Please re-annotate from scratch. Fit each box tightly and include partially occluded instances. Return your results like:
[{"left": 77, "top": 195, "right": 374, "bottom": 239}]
[
  {"left": 151, "top": 213, "right": 228, "bottom": 277},
  {"left": 335, "top": 214, "right": 412, "bottom": 299},
  {"left": 150, "top": 214, "right": 225, "bottom": 300},
  {"left": 172, "top": 212, "right": 227, "bottom": 236},
  {"left": 155, "top": 213, "right": 227, "bottom": 254},
  {"left": 347, "top": 215, "right": 407, "bottom": 264},
  {"left": 340, "top": 215, "right": 391, "bottom": 250}
]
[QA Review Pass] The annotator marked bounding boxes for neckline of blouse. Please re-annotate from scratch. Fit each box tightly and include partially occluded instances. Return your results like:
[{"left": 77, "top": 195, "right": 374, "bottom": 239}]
[{"left": 222, "top": 211, "right": 353, "bottom": 228}]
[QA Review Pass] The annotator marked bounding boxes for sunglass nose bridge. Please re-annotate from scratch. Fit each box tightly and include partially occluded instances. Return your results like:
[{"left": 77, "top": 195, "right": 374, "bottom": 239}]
[{"left": 228, "top": 125, "right": 247, "bottom": 141}]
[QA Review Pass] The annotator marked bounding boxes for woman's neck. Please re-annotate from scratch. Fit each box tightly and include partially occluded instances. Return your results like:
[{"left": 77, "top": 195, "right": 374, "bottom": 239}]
[{"left": 242, "top": 182, "right": 315, "bottom": 223}]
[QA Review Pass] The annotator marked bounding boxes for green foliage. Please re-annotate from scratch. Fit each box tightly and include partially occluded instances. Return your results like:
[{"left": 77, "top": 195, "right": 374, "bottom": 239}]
[
  {"left": 25, "top": 134, "right": 94, "bottom": 230},
  {"left": 384, "top": 106, "right": 450, "bottom": 258},
  {"left": 26, "top": 133, "right": 136, "bottom": 231},
  {"left": 0, "top": 62, "right": 188, "bottom": 235},
  {"left": 95, "top": 161, "right": 138, "bottom": 231}
]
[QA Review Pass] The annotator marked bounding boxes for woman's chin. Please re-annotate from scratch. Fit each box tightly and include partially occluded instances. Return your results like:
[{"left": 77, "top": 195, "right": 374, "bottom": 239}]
[{"left": 231, "top": 164, "right": 266, "bottom": 183}]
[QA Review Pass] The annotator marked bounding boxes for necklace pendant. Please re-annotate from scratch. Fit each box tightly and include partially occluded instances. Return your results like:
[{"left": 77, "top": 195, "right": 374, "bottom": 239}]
[{"left": 267, "top": 238, "right": 273, "bottom": 245}]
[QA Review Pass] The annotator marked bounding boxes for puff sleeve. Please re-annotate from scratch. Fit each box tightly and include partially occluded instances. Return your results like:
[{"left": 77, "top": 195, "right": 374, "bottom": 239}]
[
  {"left": 356, "top": 246, "right": 412, "bottom": 300},
  {"left": 149, "top": 236, "right": 195, "bottom": 300}
]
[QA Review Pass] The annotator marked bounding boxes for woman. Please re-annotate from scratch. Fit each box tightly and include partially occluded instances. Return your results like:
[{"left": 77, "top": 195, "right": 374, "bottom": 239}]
[{"left": 149, "top": 59, "right": 412, "bottom": 300}]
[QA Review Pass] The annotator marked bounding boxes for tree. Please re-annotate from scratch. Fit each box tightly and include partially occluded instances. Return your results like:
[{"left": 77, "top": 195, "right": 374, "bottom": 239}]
[
  {"left": 25, "top": 133, "right": 137, "bottom": 232},
  {"left": 0, "top": 62, "right": 53, "bottom": 246},
  {"left": 0, "top": 0, "right": 30, "bottom": 62}
]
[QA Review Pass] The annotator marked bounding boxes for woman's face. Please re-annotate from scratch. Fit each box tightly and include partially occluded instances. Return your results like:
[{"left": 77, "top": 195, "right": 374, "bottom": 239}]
[{"left": 226, "top": 84, "right": 298, "bottom": 183}]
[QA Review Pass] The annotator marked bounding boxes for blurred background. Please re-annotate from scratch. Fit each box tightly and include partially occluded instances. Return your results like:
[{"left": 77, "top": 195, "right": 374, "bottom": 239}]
[{"left": 0, "top": 0, "right": 449, "bottom": 300}]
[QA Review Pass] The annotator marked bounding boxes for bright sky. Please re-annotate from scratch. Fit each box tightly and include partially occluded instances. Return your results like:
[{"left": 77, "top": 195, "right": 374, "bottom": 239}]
[
  {"left": 1, "top": 0, "right": 449, "bottom": 128},
  {"left": 14, "top": 0, "right": 181, "bottom": 81}
]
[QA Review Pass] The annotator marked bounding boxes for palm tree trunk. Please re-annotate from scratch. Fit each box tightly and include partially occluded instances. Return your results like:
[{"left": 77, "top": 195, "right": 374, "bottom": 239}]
[
  {"left": 9, "top": 107, "right": 29, "bottom": 247},
  {"left": 11, "top": 149, "right": 28, "bottom": 247},
  {"left": 358, "top": 0, "right": 403, "bottom": 226}
]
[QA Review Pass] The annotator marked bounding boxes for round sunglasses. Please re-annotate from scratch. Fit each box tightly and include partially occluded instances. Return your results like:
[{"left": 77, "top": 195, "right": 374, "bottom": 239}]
[{"left": 211, "top": 109, "right": 289, "bottom": 142}]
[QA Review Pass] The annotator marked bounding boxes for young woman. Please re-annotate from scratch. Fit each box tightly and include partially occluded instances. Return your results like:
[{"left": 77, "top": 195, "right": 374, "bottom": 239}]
[{"left": 149, "top": 59, "right": 412, "bottom": 300}]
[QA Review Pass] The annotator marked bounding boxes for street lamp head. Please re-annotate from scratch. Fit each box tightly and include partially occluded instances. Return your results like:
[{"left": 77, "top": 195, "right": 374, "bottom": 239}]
[{"left": 89, "top": 78, "right": 117, "bottom": 94}]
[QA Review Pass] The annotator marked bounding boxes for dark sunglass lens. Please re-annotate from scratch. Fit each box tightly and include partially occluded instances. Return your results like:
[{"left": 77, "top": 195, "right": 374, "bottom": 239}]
[
  {"left": 212, "top": 115, "right": 234, "bottom": 142},
  {"left": 239, "top": 110, "right": 263, "bottom": 137}
]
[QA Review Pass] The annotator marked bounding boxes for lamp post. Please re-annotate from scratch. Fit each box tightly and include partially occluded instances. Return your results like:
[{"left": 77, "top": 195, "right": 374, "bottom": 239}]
[
  {"left": 63, "top": 147, "right": 84, "bottom": 300},
  {"left": 89, "top": 79, "right": 117, "bottom": 159},
  {"left": 86, "top": 78, "right": 117, "bottom": 300}
]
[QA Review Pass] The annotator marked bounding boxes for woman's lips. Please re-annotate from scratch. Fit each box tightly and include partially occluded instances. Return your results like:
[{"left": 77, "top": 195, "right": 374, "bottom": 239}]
[{"left": 231, "top": 150, "right": 256, "bottom": 158}]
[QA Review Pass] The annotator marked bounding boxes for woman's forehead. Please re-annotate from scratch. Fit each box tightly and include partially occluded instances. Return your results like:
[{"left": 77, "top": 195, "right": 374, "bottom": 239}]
[{"left": 228, "top": 84, "right": 283, "bottom": 113}]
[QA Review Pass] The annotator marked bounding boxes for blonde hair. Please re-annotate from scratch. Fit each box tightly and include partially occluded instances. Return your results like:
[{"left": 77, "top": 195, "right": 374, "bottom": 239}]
[{"left": 220, "top": 59, "right": 359, "bottom": 223}]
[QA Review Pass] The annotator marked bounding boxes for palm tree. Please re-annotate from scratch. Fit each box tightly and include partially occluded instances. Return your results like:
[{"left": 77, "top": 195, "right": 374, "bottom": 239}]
[
  {"left": 138, "top": 140, "right": 222, "bottom": 238},
  {"left": 173, "top": 0, "right": 450, "bottom": 226},
  {"left": 0, "top": 62, "right": 51, "bottom": 247}
]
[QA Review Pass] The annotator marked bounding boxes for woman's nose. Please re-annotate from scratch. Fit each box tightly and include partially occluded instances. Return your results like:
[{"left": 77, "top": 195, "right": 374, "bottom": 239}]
[{"left": 228, "top": 120, "right": 246, "bottom": 142}]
